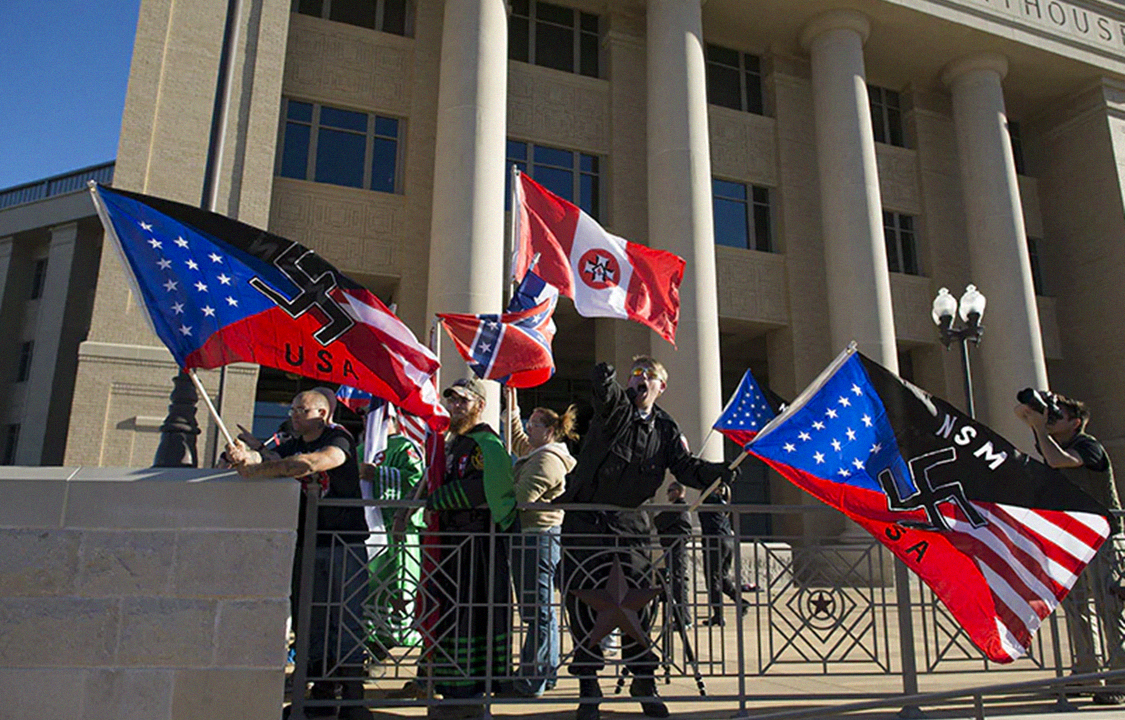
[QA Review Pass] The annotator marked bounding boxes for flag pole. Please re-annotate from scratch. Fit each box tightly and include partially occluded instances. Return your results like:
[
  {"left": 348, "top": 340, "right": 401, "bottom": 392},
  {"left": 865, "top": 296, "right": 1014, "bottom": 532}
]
[
  {"left": 687, "top": 449, "right": 750, "bottom": 514},
  {"left": 187, "top": 369, "right": 236, "bottom": 448}
]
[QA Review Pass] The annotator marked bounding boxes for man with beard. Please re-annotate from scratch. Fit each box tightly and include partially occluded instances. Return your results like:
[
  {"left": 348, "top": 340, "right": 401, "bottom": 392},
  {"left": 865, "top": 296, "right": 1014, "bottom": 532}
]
[
  {"left": 227, "top": 390, "right": 372, "bottom": 720},
  {"left": 558, "top": 357, "right": 735, "bottom": 720},
  {"left": 423, "top": 377, "right": 517, "bottom": 719}
]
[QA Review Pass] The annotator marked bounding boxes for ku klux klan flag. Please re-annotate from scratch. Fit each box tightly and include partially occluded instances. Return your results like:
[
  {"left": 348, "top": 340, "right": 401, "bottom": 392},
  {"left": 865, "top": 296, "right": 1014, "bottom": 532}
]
[
  {"left": 714, "top": 369, "right": 778, "bottom": 448},
  {"left": 512, "top": 171, "right": 685, "bottom": 345},
  {"left": 745, "top": 347, "right": 1111, "bottom": 663},
  {"left": 437, "top": 271, "right": 559, "bottom": 389},
  {"left": 90, "top": 184, "right": 448, "bottom": 431}
]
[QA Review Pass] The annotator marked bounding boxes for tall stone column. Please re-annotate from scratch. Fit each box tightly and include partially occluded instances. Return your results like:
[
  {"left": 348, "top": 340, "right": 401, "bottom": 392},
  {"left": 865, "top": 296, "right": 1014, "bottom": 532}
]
[
  {"left": 646, "top": 0, "right": 723, "bottom": 460},
  {"left": 427, "top": 0, "right": 508, "bottom": 418},
  {"left": 800, "top": 11, "right": 898, "bottom": 371},
  {"left": 942, "top": 53, "right": 1046, "bottom": 446},
  {"left": 17, "top": 224, "right": 78, "bottom": 465}
]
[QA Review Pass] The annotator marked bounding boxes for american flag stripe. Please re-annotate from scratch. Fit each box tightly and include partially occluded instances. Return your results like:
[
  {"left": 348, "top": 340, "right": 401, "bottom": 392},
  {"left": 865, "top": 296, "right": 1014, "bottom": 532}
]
[
  {"left": 981, "top": 506, "right": 1081, "bottom": 595},
  {"left": 997, "top": 507, "right": 1098, "bottom": 576},
  {"left": 947, "top": 510, "right": 1063, "bottom": 606},
  {"left": 978, "top": 561, "right": 1043, "bottom": 646}
]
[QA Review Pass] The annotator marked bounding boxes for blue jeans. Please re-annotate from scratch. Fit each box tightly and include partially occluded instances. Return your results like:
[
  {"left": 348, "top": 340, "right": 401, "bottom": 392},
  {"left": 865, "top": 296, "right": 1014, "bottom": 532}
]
[{"left": 510, "top": 526, "right": 561, "bottom": 696}]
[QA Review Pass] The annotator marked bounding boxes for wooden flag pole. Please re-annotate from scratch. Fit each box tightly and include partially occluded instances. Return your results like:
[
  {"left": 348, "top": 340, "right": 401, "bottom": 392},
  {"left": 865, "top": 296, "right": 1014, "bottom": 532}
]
[
  {"left": 187, "top": 369, "right": 236, "bottom": 449},
  {"left": 686, "top": 449, "right": 751, "bottom": 514}
]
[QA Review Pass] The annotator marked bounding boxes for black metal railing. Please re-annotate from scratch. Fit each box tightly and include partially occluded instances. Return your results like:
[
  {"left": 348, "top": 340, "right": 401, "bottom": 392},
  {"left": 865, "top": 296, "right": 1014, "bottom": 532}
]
[
  {"left": 283, "top": 495, "right": 1125, "bottom": 719},
  {"left": 0, "top": 161, "right": 114, "bottom": 210}
]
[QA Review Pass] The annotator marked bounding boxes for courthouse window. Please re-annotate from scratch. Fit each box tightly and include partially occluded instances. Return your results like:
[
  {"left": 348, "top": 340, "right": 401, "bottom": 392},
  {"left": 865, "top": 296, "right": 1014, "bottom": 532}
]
[
  {"left": 294, "top": 0, "right": 411, "bottom": 36},
  {"left": 507, "top": 141, "right": 601, "bottom": 220},
  {"left": 705, "top": 45, "right": 764, "bottom": 115},
  {"left": 712, "top": 179, "right": 772, "bottom": 252},
  {"left": 16, "top": 342, "right": 33, "bottom": 383},
  {"left": 2, "top": 424, "right": 18, "bottom": 465},
  {"left": 30, "top": 258, "right": 47, "bottom": 300},
  {"left": 509, "top": 0, "right": 601, "bottom": 79},
  {"left": 1008, "top": 120, "right": 1027, "bottom": 176},
  {"left": 868, "top": 85, "right": 905, "bottom": 147},
  {"left": 883, "top": 211, "right": 918, "bottom": 275},
  {"left": 278, "top": 99, "right": 401, "bottom": 193},
  {"left": 1027, "top": 236, "right": 1046, "bottom": 295}
]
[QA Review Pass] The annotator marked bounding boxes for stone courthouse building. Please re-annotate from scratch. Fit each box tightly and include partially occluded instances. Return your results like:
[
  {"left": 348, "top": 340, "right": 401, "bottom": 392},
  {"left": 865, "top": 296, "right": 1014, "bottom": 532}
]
[{"left": 5, "top": 0, "right": 1125, "bottom": 524}]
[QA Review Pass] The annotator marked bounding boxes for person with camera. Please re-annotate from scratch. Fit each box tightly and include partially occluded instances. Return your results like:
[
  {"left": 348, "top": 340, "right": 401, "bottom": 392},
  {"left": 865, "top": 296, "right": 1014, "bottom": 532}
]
[{"left": 1016, "top": 391, "right": 1125, "bottom": 705}]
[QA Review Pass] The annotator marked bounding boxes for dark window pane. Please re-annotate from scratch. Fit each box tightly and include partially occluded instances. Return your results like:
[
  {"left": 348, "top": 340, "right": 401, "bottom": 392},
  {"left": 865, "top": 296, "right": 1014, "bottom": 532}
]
[
  {"left": 297, "top": 0, "right": 324, "bottom": 17},
  {"left": 713, "top": 179, "right": 746, "bottom": 201},
  {"left": 868, "top": 85, "right": 881, "bottom": 104},
  {"left": 751, "top": 185, "right": 768, "bottom": 204},
  {"left": 534, "top": 145, "right": 573, "bottom": 168},
  {"left": 745, "top": 72, "right": 763, "bottom": 115},
  {"left": 743, "top": 53, "right": 760, "bottom": 73},
  {"left": 535, "top": 22, "right": 574, "bottom": 72},
  {"left": 901, "top": 231, "right": 917, "bottom": 274},
  {"left": 30, "top": 259, "right": 47, "bottom": 300},
  {"left": 535, "top": 166, "right": 574, "bottom": 202},
  {"left": 580, "top": 32, "right": 599, "bottom": 78},
  {"left": 287, "top": 100, "right": 313, "bottom": 122},
  {"left": 707, "top": 64, "right": 742, "bottom": 110},
  {"left": 510, "top": 16, "right": 529, "bottom": 61},
  {"left": 887, "top": 108, "right": 904, "bottom": 147},
  {"left": 371, "top": 137, "right": 397, "bottom": 192},
  {"left": 579, "top": 153, "right": 596, "bottom": 173},
  {"left": 882, "top": 210, "right": 893, "bottom": 226},
  {"left": 536, "top": 2, "right": 573, "bottom": 26},
  {"left": 898, "top": 215, "right": 913, "bottom": 232},
  {"left": 714, "top": 198, "right": 749, "bottom": 249},
  {"left": 580, "top": 12, "right": 598, "bottom": 33},
  {"left": 580, "top": 173, "right": 599, "bottom": 219},
  {"left": 382, "top": 0, "right": 407, "bottom": 35},
  {"left": 280, "top": 122, "right": 311, "bottom": 179},
  {"left": 885, "top": 89, "right": 901, "bottom": 110},
  {"left": 706, "top": 44, "right": 739, "bottom": 67},
  {"left": 315, "top": 129, "right": 366, "bottom": 188},
  {"left": 885, "top": 229, "right": 901, "bottom": 273},
  {"left": 507, "top": 140, "right": 528, "bottom": 161},
  {"left": 871, "top": 106, "right": 887, "bottom": 144},
  {"left": 330, "top": 0, "right": 376, "bottom": 28},
  {"left": 752, "top": 202, "right": 771, "bottom": 252},
  {"left": 320, "top": 106, "right": 368, "bottom": 132},
  {"left": 374, "top": 116, "right": 398, "bottom": 138},
  {"left": 511, "top": 0, "right": 529, "bottom": 17}
]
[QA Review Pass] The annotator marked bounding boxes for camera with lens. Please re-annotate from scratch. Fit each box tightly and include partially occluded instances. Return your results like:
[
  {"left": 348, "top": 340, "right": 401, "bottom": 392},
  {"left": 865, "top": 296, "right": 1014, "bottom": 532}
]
[{"left": 1016, "top": 387, "right": 1063, "bottom": 421}]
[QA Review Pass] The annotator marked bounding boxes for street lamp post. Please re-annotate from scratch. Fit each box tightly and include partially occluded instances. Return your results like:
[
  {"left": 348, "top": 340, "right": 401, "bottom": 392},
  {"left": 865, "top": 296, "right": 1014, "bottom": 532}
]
[{"left": 932, "top": 284, "right": 987, "bottom": 419}]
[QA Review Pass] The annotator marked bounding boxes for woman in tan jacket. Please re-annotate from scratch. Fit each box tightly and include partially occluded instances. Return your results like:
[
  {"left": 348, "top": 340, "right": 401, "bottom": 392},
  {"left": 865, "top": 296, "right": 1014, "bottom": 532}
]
[{"left": 507, "top": 403, "right": 577, "bottom": 698}]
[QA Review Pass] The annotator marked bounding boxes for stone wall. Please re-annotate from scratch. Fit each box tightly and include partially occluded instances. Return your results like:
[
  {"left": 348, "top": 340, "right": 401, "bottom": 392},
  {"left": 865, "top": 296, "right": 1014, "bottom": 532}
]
[{"left": 0, "top": 467, "right": 298, "bottom": 720}]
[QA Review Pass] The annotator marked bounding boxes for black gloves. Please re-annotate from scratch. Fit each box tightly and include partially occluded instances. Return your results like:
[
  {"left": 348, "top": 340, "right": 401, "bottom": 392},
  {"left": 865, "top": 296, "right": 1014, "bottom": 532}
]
[
  {"left": 721, "top": 465, "right": 741, "bottom": 486},
  {"left": 592, "top": 362, "right": 615, "bottom": 384}
]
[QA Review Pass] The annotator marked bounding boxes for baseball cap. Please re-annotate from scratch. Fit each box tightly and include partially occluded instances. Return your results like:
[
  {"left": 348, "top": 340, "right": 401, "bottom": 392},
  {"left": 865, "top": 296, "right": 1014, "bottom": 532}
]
[{"left": 443, "top": 377, "right": 487, "bottom": 402}]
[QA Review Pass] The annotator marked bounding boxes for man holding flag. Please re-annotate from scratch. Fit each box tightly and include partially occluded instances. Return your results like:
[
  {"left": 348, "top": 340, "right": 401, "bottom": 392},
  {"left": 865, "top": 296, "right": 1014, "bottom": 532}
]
[{"left": 558, "top": 357, "right": 734, "bottom": 720}]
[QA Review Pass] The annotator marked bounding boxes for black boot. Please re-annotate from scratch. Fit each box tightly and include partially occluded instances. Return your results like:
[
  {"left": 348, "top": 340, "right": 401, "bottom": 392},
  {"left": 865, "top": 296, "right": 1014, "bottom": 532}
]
[
  {"left": 338, "top": 668, "right": 373, "bottom": 720},
  {"left": 629, "top": 676, "right": 669, "bottom": 718},
  {"left": 576, "top": 677, "right": 602, "bottom": 720}
]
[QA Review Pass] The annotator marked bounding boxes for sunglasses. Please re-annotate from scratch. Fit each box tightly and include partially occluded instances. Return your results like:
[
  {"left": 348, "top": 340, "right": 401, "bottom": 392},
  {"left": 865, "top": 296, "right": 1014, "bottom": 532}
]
[{"left": 631, "top": 367, "right": 662, "bottom": 381}]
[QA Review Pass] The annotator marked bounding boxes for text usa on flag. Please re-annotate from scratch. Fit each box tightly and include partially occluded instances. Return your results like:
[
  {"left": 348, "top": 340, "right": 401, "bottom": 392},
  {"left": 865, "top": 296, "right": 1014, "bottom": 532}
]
[
  {"left": 90, "top": 184, "right": 448, "bottom": 430},
  {"left": 512, "top": 171, "right": 685, "bottom": 345},
  {"left": 746, "top": 347, "right": 1111, "bottom": 663}
]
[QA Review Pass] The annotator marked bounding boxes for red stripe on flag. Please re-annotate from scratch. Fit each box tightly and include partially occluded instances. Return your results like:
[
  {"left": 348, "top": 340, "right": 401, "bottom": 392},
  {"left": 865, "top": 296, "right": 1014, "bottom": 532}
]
[
  {"left": 516, "top": 174, "right": 580, "bottom": 296},
  {"left": 623, "top": 241, "right": 684, "bottom": 346},
  {"left": 988, "top": 505, "right": 1089, "bottom": 579}
]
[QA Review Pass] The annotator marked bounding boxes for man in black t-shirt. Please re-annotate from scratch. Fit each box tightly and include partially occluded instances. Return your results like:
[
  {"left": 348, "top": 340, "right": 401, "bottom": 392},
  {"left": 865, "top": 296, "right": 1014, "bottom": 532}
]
[
  {"left": 228, "top": 390, "right": 372, "bottom": 720},
  {"left": 1017, "top": 394, "right": 1125, "bottom": 706}
]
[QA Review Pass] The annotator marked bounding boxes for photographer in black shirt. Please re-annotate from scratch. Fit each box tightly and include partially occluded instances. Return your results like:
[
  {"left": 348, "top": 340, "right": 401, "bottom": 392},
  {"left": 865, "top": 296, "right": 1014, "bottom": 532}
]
[{"left": 1016, "top": 392, "right": 1125, "bottom": 705}]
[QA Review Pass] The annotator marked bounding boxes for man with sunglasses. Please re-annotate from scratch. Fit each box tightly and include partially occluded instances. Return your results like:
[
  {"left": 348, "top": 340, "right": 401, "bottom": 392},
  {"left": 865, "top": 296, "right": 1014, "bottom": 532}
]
[{"left": 558, "top": 356, "right": 735, "bottom": 720}]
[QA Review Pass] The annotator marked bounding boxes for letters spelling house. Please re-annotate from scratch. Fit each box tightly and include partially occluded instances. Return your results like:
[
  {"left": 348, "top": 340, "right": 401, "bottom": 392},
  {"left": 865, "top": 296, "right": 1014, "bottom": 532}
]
[{"left": 3, "top": 0, "right": 1125, "bottom": 536}]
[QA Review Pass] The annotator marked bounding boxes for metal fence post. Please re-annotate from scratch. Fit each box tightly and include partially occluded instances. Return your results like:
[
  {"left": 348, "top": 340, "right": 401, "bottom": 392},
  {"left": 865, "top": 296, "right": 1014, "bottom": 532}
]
[
  {"left": 289, "top": 485, "right": 321, "bottom": 720},
  {"left": 894, "top": 559, "right": 924, "bottom": 718}
]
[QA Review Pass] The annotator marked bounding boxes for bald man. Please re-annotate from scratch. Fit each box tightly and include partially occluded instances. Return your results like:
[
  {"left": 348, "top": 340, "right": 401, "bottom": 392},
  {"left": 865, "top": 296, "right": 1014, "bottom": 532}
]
[{"left": 227, "top": 390, "right": 372, "bottom": 720}]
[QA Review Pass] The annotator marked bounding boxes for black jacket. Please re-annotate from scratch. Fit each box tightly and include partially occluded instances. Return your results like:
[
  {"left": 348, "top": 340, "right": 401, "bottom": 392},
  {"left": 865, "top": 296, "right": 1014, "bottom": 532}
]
[{"left": 559, "top": 363, "right": 728, "bottom": 526}]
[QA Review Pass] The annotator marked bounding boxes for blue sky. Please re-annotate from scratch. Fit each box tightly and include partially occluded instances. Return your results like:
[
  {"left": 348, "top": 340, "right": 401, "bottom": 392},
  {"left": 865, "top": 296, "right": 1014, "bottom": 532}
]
[{"left": 0, "top": 0, "right": 141, "bottom": 189}]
